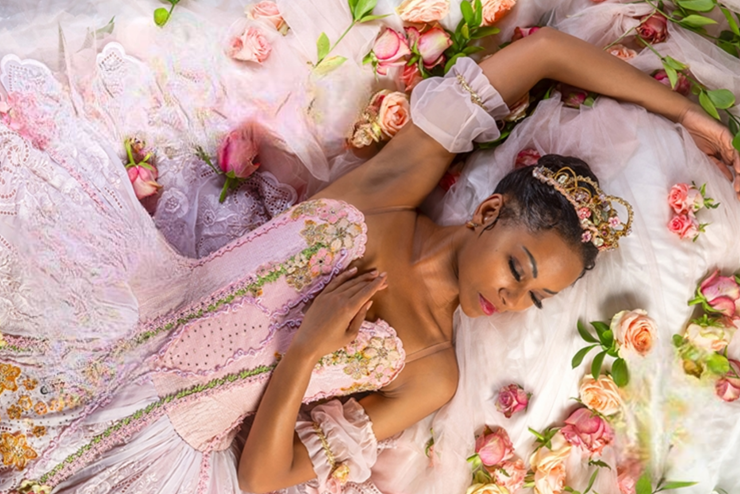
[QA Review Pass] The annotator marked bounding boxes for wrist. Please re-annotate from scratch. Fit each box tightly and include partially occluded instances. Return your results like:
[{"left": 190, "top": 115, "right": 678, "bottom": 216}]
[
  {"left": 285, "top": 338, "right": 322, "bottom": 365},
  {"left": 677, "top": 101, "right": 703, "bottom": 125}
]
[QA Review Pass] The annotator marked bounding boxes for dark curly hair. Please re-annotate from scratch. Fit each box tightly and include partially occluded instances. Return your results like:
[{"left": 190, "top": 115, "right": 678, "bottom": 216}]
[{"left": 487, "top": 154, "right": 600, "bottom": 274}]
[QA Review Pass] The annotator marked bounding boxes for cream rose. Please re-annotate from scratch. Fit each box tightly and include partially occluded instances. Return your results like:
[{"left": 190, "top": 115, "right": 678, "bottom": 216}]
[
  {"left": 579, "top": 375, "right": 623, "bottom": 416},
  {"left": 397, "top": 0, "right": 450, "bottom": 23},
  {"left": 377, "top": 92, "right": 411, "bottom": 138},
  {"left": 466, "top": 483, "right": 510, "bottom": 494},
  {"left": 611, "top": 309, "right": 657, "bottom": 356},
  {"left": 529, "top": 432, "right": 571, "bottom": 494},
  {"left": 686, "top": 322, "right": 735, "bottom": 353}
]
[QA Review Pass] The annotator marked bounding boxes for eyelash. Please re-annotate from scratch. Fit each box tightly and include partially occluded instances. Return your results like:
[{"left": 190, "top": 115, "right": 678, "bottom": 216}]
[{"left": 509, "top": 257, "right": 543, "bottom": 309}]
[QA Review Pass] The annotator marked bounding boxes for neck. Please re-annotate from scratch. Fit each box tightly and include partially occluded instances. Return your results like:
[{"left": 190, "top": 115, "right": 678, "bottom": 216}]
[{"left": 412, "top": 215, "right": 467, "bottom": 313}]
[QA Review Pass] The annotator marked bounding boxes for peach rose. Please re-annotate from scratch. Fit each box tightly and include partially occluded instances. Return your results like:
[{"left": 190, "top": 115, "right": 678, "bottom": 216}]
[
  {"left": 229, "top": 26, "right": 272, "bottom": 63},
  {"left": 529, "top": 432, "right": 571, "bottom": 494},
  {"left": 606, "top": 44, "right": 637, "bottom": 61},
  {"left": 127, "top": 165, "right": 162, "bottom": 200},
  {"left": 397, "top": 0, "right": 450, "bottom": 23},
  {"left": 579, "top": 375, "right": 623, "bottom": 416},
  {"left": 686, "top": 321, "right": 735, "bottom": 353},
  {"left": 377, "top": 92, "right": 411, "bottom": 138},
  {"left": 611, "top": 309, "right": 657, "bottom": 356},
  {"left": 466, "top": 484, "right": 509, "bottom": 494},
  {"left": 667, "top": 214, "right": 699, "bottom": 240},
  {"left": 715, "top": 359, "right": 740, "bottom": 402},
  {"left": 491, "top": 458, "right": 527, "bottom": 492},
  {"left": 247, "top": 1, "right": 288, "bottom": 34},
  {"left": 481, "top": 0, "right": 517, "bottom": 27}
]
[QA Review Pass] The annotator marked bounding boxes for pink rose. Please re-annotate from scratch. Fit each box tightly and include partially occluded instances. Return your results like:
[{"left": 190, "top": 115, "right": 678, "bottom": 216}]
[
  {"left": 397, "top": 0, "right": 450, "bottom": 23},
  {"left": 611, "top": 309, "right": 657, "bottom": 356},
  {"left": 606, "top": 44, "right": 637, "bottom": 61},
  {"left": 229, "top": 26, "right": 272, "bottom": 63},
  {"left": 474, "top": 426, "right": 514, "bottom": 468},
  {"left": 667, "top": 214, "right": 699, "bottom": 240},
  {"left": 558, "top": 84, "right": 588, "bottom": 108},
  {"left": 247, "top": 1, "right": 288, "bottom": 34},
  {"left": 401, "top": 63, "right": 423, "bottom": 91},
  {"left": 561, "top": 408, "right": 614, "bottom": 456},
  {"left": 529, "top": 432, "right": 571, "bottom": 494},
  {"left": 515, "top": 148, "right": 541, "bottom": 169},
  {"left": 218, "top": 124, "right": 261, "bottom": 179},
  {"left": 511, "top": 26, "right": 540, "bottom": 42},
  {"left": 716, "top": 359, "right": 740, "bottom": 402},
  {"left": 127, "top": 165, "right": 162, "bottom": 200},
  {"left": 668, "top": 183, "right": 703, "bottom": 215},
  {"left": 616, "top": 458, "right": 644, "bottom": 494},
  {"left": 439, "top": 170, "right": 460, "bottom": 191},
  {"left": 653, "top": 70, "right": 691, "bottom": 96},
  {"left": 637, "top": 12, "right": 668, "bottom": 44},
  {"left": 377, "top": 92, "right": 411, "bottom": 138},
  {"left": 481, "top": 0, "right": 517, "bottom": 27},
  {"left": 417, "top": 27, "right": 452, "bottom": 69},
  {"left": 491, "top": 458, "right": 526, "bottom": 492},
  {"left": 579, "top": 375, "right": 623, "bottom": 416},
  {"left": 495, "top": 383, "right": 530, "bottom": 418},
  {"left": 373, "top": 28, "right": 411, "bottom": 76},
  {"left": 698, "top": 270, "right": 740, "bottom": 317}
]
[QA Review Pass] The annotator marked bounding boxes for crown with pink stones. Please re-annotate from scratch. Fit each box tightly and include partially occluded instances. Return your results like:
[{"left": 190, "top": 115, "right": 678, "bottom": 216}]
[{"left": 532, "top": 166, "right": 633, "bottom": 252}]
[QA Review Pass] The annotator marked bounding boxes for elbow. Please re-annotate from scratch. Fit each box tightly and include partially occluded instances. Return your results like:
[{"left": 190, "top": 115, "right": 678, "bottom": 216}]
[{"left": 238, "top": 467, "right": 273, "bottom": 494}]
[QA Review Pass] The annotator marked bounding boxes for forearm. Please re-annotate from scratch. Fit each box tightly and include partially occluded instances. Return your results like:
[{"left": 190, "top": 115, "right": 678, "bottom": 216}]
[
  {"left": 481, "top": 27, "right": 693, "bottom": 122},
  {"left": 238, "top": 345, "right": 318, "bottom": 492}
]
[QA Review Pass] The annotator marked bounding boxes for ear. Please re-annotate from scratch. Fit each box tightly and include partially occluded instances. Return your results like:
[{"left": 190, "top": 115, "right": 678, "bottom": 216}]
[{"left": 472, "top": 194, "right": 505, "bottom": 228}]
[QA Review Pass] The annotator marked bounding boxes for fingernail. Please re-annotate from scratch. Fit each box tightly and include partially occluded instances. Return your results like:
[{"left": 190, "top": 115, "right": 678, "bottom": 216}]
[
  {"left": 349, "top": 267, "right": 357, "bottom": 272},
  {"left": 380, "top": 272, "right": 387, "bottom": 278}
]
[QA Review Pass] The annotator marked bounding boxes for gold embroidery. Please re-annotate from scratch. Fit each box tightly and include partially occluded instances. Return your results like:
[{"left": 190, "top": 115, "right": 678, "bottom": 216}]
[
  {"left": 0, "top": 363, "right": 21, "bottom": 394},
  {"left": 456, "top": 74, "right": 486, "bottom": 110},
  {"left": 0, "top": 431, "right": 38, "bottom": 470}
]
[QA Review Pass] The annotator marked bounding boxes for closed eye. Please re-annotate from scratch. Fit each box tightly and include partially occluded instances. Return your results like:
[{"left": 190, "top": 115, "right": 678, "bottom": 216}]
[
  {"left": 508, "top": 257, "right": 521, "bottom": 282},
  {"left": 530, "top": 292, "right": 543, "bottom": 309}
]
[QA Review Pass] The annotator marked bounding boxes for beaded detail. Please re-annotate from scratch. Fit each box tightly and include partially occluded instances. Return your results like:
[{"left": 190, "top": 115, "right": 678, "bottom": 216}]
[{"left": 456, "top": 74, "right": 486, "bottom": 110}]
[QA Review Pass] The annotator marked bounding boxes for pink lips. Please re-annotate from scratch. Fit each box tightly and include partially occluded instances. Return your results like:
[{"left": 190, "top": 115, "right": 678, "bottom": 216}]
[{"left": 479, "top": 293, "right": 498, "bottom": 316}]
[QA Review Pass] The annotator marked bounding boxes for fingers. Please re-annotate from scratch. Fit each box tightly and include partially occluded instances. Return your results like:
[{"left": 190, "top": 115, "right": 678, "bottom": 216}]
[
  {"left": 346, "top": 272, "right": 388, "bottom": 305},
  {"left": 348, "top": 301, "right": 372, "bottom": 336},
  {"left": 334, "top": 269, "right": 382, "bottom": 295},
  {"left": 711, "top": 155, "right": 734, "bottom": 182},
  {"left": 323, "top": 266, "right": 358, "bottom": 292}
]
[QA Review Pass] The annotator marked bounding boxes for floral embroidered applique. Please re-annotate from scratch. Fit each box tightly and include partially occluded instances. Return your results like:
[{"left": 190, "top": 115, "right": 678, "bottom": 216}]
[
  {"left": 17, "top": 395, "right": 33, "bottom": 411},
  {"left": 0, "top": 431, "right": 39, "bottom": 470},
  {"left": 7, "top": 404, "right": 23, "bottom": 420},
  {"left": 0, "top": 363, "right": 21, "bottom": 394}
]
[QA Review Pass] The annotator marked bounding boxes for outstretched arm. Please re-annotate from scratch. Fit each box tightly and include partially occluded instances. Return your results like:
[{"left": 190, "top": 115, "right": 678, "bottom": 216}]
[{"left": 315, "top": 27, "right": 740, "bottom": 208}]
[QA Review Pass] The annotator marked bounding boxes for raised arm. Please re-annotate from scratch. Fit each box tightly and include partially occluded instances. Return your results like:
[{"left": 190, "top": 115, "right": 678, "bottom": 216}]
[{"left": 316, "top": 27, "right": 740, "bottom": 208}]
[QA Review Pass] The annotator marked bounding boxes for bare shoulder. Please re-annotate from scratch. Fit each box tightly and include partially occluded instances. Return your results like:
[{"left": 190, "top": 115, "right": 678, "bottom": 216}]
[{"left": 385, "top": 346, "right": 459, "bottom": 407}]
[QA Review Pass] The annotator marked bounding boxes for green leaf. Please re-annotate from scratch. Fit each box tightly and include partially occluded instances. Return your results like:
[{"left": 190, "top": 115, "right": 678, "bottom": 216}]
[
  {"left": 707, "top": 89, "right": 736, "bottom": 109},
  {"left": 362, "top": 52, "right": 374, "bottom": 65},
  {"left": 314, "top": 55, "right": 347, "bottom": 76},
  {"left": 635, "top": 473, "right": 653, "bottom": 494},
  {"left": 699, "top": 90, "right": 721, "bottom": 119},
  {"left": 721, "top": 7, "right": 740, "bottom": 36},
  {"left": 679, "top": 14, "right": 718, "bottom": 28},
  {"left": 471, "top": 26, "right": 501, "bottom": 39},
  {"left": 717, "top": 39, "right": 740, "bottom": 58},
  {"left": 663, "top": 56, "right": 688, "bottom": 71},
  {"left": 655, "top": 481, "right": 699, "bottom": 492},
  {"left": 444, "top": 53, "right": 465, "bottom": 74},
  {"left": 572, "top": 344, "right": 599, "bottom": 368},
  {"left": 462, "top": 46, "right": 485, "bottom": 55},
  {"left": 154, "top": 8, "right": 170, "bottom": 27},
  {"left": 664, "top": 66, "right": 679, "bottom": 89},
  {"left": 461, "top": 23, "right": 470, "bottom": 39},
  {"left": 591, "top": 321, "right": 609, "bottom": 340},
  {"left": 316, "top": 32, "right": 331, "bottom": 62},
  {"left": 588, "top": 459, "right": 611, "bottom": 469},
  {"left": 676, "top": 0, "right": 715, "bottom": 12},
  {"left": 168, "top": 0, "right": 180, "bottom": 5},
  {"left": 729, "top": 117, "right": 739, "bottom": 136},
  {"left": 600, "top": 329, "right": 614, "bottom": 348},
  {"left": 672, "top": 334, "right": 685, "bottom": 347},
  {"left": 707, "top": 353, "right": 730, "bottom": 375},
  {"left": 578, "top": 321, "right": 598, "bottom": 343},
  {"left": 612, "top": 358, "right": 630, "bottom": 387},
  {"left": 732, "top": 131, "right": 740, "bottom": 152},
  {"left": 359, "top": 13, "right": 391, "bottom": 22},
  {"left": 474, "top": 0, "right": 483, "bottom": 27},
  {"left": 461, "top": 0, "right": 475, "bottom": 26},
  {"left": 353, "top": 0, "right": 377, "bottom": 21},
  {"left": 591, "top": 350, "right": 607, "bottom": 379},
  {"left": 348, "top": 0, "right": 359, "bottom": 16},
  {"left": 584, "top": 469, "right": 599, "bottom": 494}
]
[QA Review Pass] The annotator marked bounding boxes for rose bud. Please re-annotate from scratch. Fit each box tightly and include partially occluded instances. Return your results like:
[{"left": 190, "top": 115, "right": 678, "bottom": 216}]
[
  {"left": 417, "top": 27, "right": 452, "bottom": 69},
  {"left": 373, "top": 28, "right": 411, "bottom": 76},
  {"left": 561, "top": 408, "right": 614, "bottom": 456},
  {"left": 515, "top": 148, "right": 541, "bottom": 169},
  {"left": 511, "top": 26, "right": 540, "bottom": 42},
  {"left": 474, "top": 426, "right": 514, "bottom": 467},
  {"left": 218, "top": 124, "right": 261, "bottom": 179},
  {"left": 653, "top": 70, "right": 691, "bottom": 96},
  {"left": 396, "top": 0, "right": 450, "bottom": 23},
  {"left": 127, "top": 165, "right": 162, "bottom": 200},
  {"left": 495, "top": 383, "right": 530, "bottom": 418},
  {"left": 637, "top": 12, "right": 668, "bottom": 44},
  {"left": 558, "top": 84, "right": 588, "bottom": 108},
  {"left": 716, "top": 359, "right": 740, "bottom": 402},
  {"left": 697, "top": 270, "right": 740, "bottom": 317}
]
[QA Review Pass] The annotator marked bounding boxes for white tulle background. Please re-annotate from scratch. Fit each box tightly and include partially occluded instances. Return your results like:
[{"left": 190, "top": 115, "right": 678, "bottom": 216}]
[{"left": 1, "top": 0, "right": 739, "bottom": 493}]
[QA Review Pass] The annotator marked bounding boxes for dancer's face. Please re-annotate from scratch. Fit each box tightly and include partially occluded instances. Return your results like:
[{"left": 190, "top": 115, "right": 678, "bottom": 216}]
[{"left": 458, "top": 195, "right": 584, "bottom": 317}]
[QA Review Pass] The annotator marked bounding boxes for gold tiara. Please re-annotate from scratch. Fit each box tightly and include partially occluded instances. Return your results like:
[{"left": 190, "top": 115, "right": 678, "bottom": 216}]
[{"left": 532, "top": 166, "right": 633, "bottom": 252}]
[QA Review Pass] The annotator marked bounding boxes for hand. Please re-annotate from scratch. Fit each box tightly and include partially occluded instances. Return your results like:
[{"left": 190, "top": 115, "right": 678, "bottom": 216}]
[
  {"left": 291, "top": 267, "right": 388, "bottom": 360},
  {"left": 680, "top": 105, "right": 740, "bottom": 200}
]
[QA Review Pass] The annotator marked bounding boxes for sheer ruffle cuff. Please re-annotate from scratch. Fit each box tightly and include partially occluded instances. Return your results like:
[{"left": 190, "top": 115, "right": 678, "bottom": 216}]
[
  {"left": 410, "top": 56, "right": 510, "bottom": 153},
  {"left": 296, "top": 399, "right": 378, "bottom": 494}
]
